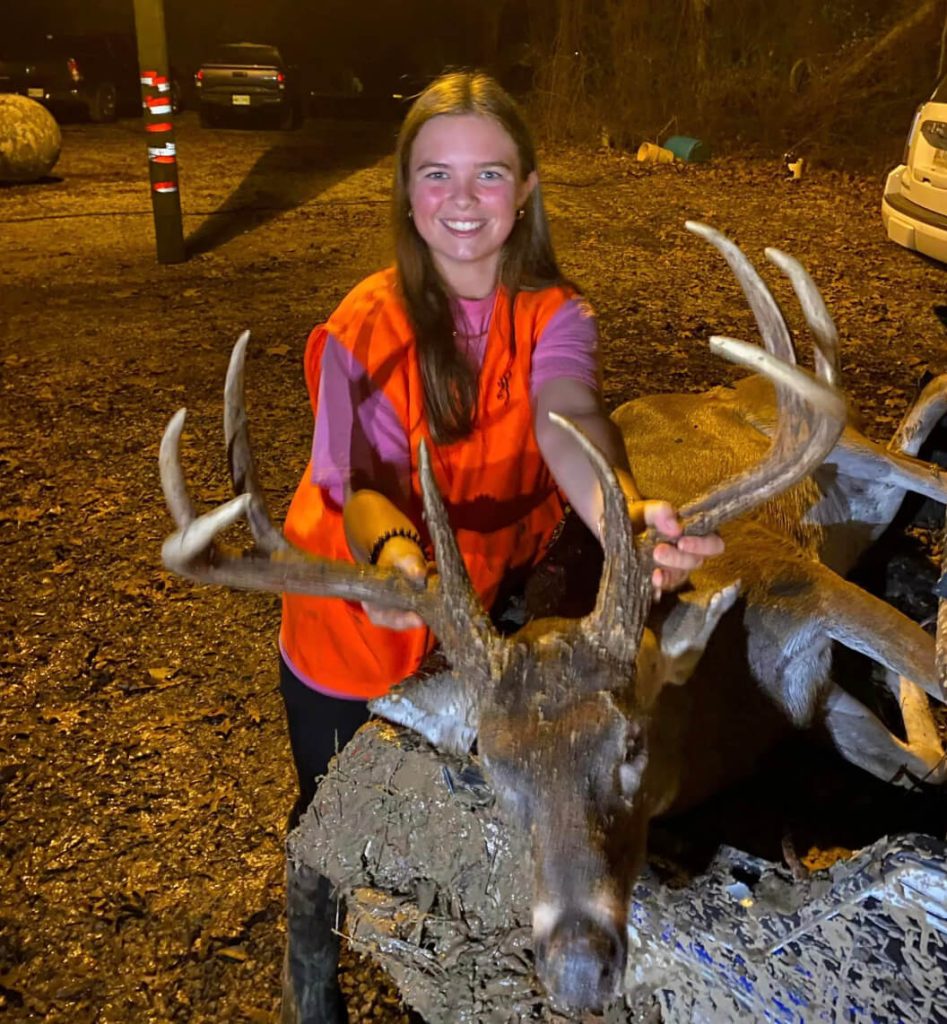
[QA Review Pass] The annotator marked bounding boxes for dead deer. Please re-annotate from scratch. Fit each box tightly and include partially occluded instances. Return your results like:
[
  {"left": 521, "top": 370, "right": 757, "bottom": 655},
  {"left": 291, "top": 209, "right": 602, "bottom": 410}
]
[{"left": 158, "top": 223, "right": 946, "bottom": 1015}]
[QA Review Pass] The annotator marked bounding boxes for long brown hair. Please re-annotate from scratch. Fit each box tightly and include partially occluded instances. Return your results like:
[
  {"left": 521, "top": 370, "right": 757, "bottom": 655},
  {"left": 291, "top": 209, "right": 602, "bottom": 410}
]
[{"left": 393, "top": 71, "right": 565, "bottom": 444}]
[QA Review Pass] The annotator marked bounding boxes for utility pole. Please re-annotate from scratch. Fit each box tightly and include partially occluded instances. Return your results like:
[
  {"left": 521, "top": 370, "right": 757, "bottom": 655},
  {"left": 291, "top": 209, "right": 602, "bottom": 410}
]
[{"left": 132, "top": 0, "right": 186, "bottom": 264}]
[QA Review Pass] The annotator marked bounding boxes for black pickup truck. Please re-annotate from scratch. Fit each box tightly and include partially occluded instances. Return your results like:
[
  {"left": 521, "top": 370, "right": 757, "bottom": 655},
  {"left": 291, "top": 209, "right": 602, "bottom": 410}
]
[
  {"left": 195, "top": 43, "right": 302, "bottom": 129},
  {"left": 0, "top": 33, "right": 182, "bottom": 123}
]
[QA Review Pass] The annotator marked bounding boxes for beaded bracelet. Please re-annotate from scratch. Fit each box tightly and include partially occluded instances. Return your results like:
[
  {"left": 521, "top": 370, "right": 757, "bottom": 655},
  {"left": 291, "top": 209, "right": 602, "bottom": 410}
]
[{"left": 368, "top": 527, "right": 424, "bottom": 566}]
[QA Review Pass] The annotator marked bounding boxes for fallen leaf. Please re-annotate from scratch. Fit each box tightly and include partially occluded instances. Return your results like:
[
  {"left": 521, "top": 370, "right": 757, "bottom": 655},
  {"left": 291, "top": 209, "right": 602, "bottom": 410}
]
[
  {"left": 216, "top": 946, "right": 248, "bottom": 962},
  {"left": 1, "top": 506, "right": 45, "bottom": 524},
  {"left": 242, "top": 1008, "right": 272, "bottom": 1023}
]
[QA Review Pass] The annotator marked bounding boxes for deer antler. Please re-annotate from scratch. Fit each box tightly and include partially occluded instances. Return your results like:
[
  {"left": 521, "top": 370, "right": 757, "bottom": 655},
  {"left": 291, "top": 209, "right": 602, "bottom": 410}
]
[
  {"left": 159, "top": 334, "right": 500, "bottom": 675},
  {"left": 765, "top": 247, "right": 839, "bottom": 387},
  {"left": 547, "top": 412, "right": 653, "bottom": 662},
  {"left": 224, "top": 330, "right": 289, "bottom": 554},
  {"left": 564, "top": 224, "right": 848, "bottom": 665},
  {"left": 685, "top": 221, "right": 840, "bottom": 388},
  {"left": 677, "top": 223, "right": 847, "bottom": 537}
]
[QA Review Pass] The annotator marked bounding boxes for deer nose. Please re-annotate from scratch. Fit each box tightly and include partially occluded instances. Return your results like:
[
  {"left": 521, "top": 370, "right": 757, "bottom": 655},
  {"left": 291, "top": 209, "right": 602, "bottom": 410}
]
[{"left": 539, "top": 913, "right": 625, "bottom": 1011}]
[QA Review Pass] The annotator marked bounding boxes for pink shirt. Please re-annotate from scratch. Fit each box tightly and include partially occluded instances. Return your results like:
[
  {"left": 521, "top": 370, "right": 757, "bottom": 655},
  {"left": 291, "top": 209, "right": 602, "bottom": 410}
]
[{"left": 312, "top": 292, "right": 599, "bottom": 504}]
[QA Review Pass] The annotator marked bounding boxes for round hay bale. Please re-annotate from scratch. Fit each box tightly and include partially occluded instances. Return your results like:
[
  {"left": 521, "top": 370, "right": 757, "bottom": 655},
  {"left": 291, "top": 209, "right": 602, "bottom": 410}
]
[{"left": 0, "top": 94, "right": 62, "bottom": 182}]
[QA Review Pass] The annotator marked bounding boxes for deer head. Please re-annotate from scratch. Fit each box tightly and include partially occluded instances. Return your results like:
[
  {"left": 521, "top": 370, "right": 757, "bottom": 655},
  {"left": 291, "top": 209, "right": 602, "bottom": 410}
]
[{"left": 159, "top": 223, "right": 846, "bottom": 1012}]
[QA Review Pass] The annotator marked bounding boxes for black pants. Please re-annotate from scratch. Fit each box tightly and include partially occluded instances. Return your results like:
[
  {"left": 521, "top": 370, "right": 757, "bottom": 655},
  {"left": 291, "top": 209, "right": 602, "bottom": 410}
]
[{"left": 279, "top": 655, "right": 372, "bottom": 830}]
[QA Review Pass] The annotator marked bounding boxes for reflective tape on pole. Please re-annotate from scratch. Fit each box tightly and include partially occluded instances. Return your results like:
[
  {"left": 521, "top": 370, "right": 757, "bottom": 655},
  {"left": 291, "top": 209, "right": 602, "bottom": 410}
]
[
  {"left": 145, "top": 95, "right": 173, "bottom": 116},
  {"left": 134, "top": 0, "right": 185, "bottom": 263}
]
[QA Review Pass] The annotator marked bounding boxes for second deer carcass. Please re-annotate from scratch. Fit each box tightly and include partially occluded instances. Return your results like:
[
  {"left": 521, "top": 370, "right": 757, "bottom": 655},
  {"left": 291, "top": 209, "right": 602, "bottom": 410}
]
[{"left": 158, "top": 223, "right": 947, "bottom": 1015}]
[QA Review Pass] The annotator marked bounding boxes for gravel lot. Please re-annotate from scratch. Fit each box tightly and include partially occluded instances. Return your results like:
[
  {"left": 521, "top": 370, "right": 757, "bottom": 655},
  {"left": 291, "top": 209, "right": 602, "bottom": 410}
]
[{"left": 1, "top": 109, "right": 945, "bottom": 1023}]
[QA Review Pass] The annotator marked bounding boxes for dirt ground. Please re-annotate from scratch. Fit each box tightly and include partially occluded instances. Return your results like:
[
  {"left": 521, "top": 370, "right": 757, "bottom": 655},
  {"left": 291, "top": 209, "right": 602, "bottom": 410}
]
[{"left": 1, "top": 110, "right": 946, "bottom": 1024}]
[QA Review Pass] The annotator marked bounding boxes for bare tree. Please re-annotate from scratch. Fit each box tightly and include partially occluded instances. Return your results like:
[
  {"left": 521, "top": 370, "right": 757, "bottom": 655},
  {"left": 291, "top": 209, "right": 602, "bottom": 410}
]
[
  {"left": 691, "top": 0, "right": 711, "bottom": 116},
  {"left": 533, "top": 0, "right": 589, "bottom": 139}
]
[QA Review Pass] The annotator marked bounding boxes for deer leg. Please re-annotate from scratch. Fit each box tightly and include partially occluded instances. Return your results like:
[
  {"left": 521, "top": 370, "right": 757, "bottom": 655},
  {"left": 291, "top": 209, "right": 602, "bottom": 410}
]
[
  {"left": 822, "top": 570, "right": 943, "bottom": 702},
  {"left": 821, "top": 682, "right": 945, "bottom": 787},
  {"left": 888, "top": 671, "right": 945, "bottom": 771},
  {"left": 889, "top": 373, "right": 947, "bottom": 456},
  {"left": 805, "top": 375, "right": 947, "bottom": 530}
]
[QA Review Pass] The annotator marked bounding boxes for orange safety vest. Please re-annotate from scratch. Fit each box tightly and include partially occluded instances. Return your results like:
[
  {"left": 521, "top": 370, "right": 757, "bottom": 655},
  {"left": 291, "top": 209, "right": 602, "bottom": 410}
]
[{"left": 280, "top": 268, "right": 571, "bottom": 699}]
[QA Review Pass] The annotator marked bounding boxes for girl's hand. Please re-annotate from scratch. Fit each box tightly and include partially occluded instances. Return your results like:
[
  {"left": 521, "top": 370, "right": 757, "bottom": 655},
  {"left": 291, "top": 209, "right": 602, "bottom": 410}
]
[
  {"left": 362, "top": 535, "right": 431, "bottom": 630},
  {"left": 626, "top": 499, "right": 724, "bottom": 600}
]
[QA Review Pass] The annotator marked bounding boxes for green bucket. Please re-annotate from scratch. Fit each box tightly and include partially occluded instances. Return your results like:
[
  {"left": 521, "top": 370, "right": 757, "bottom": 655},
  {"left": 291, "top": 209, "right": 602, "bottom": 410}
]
[{"left": 663, "top": 135, "right": 711, "bottom": 163}]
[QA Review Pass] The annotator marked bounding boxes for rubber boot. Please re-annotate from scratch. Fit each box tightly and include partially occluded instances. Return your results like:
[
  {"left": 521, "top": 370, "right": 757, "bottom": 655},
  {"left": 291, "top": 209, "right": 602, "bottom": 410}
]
[{"left": 281, "top": 858, "right": 347, "bottom": 1024}]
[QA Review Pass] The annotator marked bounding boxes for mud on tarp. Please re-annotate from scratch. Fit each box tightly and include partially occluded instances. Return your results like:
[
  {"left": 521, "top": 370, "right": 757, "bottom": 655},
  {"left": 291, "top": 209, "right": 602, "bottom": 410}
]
[
  {"left": 290, "top": 721, "right": 947, "bottom": 1024},
  {"left": 628, "top": 836, "right": 947, "bottom": 1023}
]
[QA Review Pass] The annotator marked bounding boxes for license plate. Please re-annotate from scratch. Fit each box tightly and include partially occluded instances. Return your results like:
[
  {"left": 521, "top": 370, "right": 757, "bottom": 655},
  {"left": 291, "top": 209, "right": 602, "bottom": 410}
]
[
  {"left": 934, "top": 149, "right": 947, "bottom": 166},
  {"left": 232, "top": 94, "right": 250, "bottom": 106},
  {"left": 27, "top": 87, "right": 44, "bottom": 98}
]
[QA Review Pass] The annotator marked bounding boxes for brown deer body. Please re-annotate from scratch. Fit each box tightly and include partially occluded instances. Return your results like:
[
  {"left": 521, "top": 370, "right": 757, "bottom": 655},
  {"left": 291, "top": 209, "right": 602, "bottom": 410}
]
[
  {"left": 159, "top": 224, "right": 946, "bottom": 1014},
  {"left": 617, "top": 372, "right": 947, "bottom": 773}
]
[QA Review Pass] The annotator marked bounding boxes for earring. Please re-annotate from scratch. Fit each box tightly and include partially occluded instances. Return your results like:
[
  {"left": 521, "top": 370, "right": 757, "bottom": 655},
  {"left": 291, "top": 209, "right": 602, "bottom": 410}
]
[
  {"left": 516, "top": 208, "right": 525, "bottom": 220},
  {"left": 407, "top": 209, "right": 414, "bottom": 220}
]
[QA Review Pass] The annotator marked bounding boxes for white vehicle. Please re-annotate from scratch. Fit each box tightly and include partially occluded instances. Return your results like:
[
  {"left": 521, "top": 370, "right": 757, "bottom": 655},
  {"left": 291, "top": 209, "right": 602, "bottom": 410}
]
[{"left": 883, "top": 75, "right": 947, "bottom": 263}]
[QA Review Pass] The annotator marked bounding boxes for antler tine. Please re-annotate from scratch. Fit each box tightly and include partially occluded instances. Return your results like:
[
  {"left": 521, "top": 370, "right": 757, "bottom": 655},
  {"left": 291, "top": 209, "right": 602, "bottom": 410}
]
[
  {"left": 159, "top": 401, "right": 437, "bottom": 614},
  {"left": 160, "top": 407, "right": 196, "bottom": 529},
  {"left": 548, "top": 412, "right": 652, "bottom": 664},
  {"left": 686, "top": 222, "right": 809, "bottom": 450},
  {"left": 685, "top": 221, "right": 795, "bottom": 365},
  {"left": 162, "top": 490, "right": 253, "bottom": 580},
  {"left": 678, "top": 226, "right": 847, "bottom": 537},
  {"left": 679, "top": 335, "right": 846, "bottom": 536},
  {"left": 766, "top": 247, "right": 840, "bottom": 387},
  {"left": 224, "top": 331, "right": 289, "bottom": 554},
  {"left": 417, "top": 440, "right": 499, "bottom": 667}
]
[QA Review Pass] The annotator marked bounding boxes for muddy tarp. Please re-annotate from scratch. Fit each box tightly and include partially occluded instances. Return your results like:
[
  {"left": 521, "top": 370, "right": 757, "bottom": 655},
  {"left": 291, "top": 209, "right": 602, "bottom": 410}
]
[
  {"left": 289, "top": 721, "right": 552, "bottom": 1024},
  {"left": 291, "top": 721, "right": 947, "bottom": 1024}
]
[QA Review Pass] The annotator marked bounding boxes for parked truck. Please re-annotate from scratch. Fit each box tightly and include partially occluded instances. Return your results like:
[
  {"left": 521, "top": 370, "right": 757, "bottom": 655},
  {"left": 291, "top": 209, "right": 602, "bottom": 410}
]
[
  {"left": 195, "top": 43, "right": 301, "bottom": 129},
  {"left": 0, "top": 33, "right": 182, "bottom": 123}
]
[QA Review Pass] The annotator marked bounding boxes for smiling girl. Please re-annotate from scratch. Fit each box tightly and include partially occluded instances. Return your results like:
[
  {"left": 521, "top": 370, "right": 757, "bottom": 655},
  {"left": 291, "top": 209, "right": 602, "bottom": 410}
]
[{"left": 278, "top": 71, "right": 722, "bottom": 1023}]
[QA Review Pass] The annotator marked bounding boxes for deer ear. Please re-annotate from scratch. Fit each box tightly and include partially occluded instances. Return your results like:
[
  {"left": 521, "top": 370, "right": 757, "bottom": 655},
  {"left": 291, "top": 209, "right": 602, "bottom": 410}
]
[
  {"left": 368, "top": 668, "right": 481, "bottom": 756},
  {"left": 655, "top": 582, "right": 741, "bottom": 685}
]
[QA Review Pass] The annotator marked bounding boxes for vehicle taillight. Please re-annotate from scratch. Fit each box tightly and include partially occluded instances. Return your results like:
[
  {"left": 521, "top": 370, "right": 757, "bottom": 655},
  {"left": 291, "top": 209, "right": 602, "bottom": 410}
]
[
  {"left": 904, "top": 104, "right": 923, "bottom": 163},
  {"left": 921, "top": 119, "right": 947, "bottom": 151},
  {"left": 277, "top": 72, "right": 285, "bottom": 83},
  {"left": 67, "top": 57, "right": 81, "bottom": 83},
  {"left": 195, "top": 69, "right": 203, "bottom": 86}
]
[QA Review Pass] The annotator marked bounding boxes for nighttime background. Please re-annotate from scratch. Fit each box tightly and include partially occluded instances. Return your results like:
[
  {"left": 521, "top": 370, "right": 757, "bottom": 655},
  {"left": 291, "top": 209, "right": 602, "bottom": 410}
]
[
  {"left": 2, "top": 0, "right": 937, "bottom": 158},
  {"left": 2, "top": 1, "right": 947, "bottom": 1023},
  {"left": 4, "top": 0, "right": 533, "bottom": 105}
]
